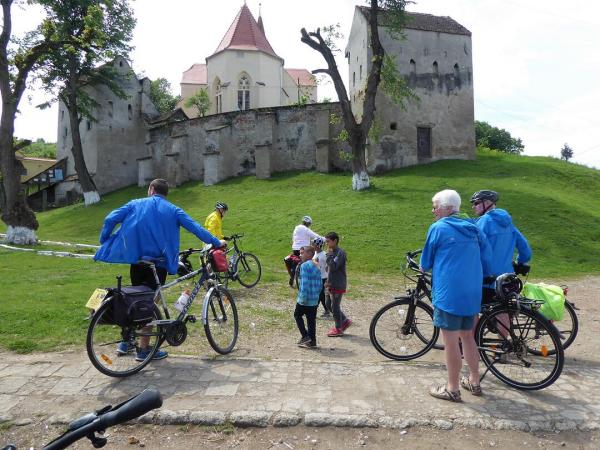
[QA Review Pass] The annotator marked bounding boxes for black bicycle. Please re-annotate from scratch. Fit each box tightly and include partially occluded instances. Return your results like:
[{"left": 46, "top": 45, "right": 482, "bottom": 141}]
[
  {"left": 208, "top": 234, "right": 261, "bottom": 288},
  {"left": 87, "top": 246, "right": 238, "bottom": 377},
  {"left": 2, "top": 389, "right": 162, "bottom": 450},
  {"left": 370, "top": 250, "right": 565, "bottom": 390}
]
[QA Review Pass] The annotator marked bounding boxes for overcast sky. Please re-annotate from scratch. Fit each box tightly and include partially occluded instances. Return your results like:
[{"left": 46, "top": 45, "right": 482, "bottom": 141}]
[{"left": 9, "top": 0, "right": 600, "bottom": 168}]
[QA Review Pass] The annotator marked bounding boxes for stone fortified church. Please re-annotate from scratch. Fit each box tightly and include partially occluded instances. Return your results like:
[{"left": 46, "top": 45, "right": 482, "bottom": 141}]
[{"left": 55, "top": 4, "right": 474, "bottom": 201}]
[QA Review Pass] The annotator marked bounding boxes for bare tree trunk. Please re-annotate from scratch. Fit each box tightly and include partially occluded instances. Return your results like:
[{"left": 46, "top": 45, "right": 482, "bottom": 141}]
[
  {"left": 0, "top": 104, "right": 38, "bottom": 244},
  {"left": 65, "top": 55, "right": 100, "bottom": 206},
  {"left": 300, "top": 0, "right": 386, "bottom": 191}
]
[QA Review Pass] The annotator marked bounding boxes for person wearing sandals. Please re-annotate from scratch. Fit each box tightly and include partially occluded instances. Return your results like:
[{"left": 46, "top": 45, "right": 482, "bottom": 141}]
[{"left": 420, "top": 190, "right": 492, "bottom": 401}]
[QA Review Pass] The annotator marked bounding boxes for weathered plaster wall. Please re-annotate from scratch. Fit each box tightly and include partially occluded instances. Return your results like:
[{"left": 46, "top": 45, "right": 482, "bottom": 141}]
[
  {"left": 346, "top": 11, "right": 475, "bottom": 174},
  {"left": 55, "top": 57, "right": 159, "bottom": 199},
  {"left": 142, "top": 102, "right": 348, "bottom": 188}
]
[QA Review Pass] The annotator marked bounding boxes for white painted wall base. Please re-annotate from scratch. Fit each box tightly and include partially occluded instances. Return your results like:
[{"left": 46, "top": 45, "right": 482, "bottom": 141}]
[
  {"left": 83, "top": 191, "right": 101, "bottom": 206},
  {"left": 5, "top": 226, "right": 37, "bottom": 245},
  {"left": 352, "top": 171, "right": 370, "bottom": 191}
]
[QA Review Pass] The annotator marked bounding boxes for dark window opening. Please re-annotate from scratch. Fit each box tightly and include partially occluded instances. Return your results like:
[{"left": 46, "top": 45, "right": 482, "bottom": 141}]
[
  {"left": 108, "top": 101, "right": 114, "bottom": 118},
  {"left": 353, "top": 72, "right": 356, "bottom": 87},
  {"left": 417, "top": 127, "right": 432, "bottom": 159},
  {"left": 128, "top": 104, "right": 132, "bottom": 120},
  {"left": 433, "top": 61, "right": 439, "bottom": 76},
  {"left": 86, "top": 120, "right": 91, "bottom": 130},
  {"left": 410, "top": 59, "right": 416, "bottom": 74},
  {"left": 390, "top": 122, "right": 397, "bottom": 130},
  {"left": 454, "top": 63, "right": 460, "bottom": 78}
]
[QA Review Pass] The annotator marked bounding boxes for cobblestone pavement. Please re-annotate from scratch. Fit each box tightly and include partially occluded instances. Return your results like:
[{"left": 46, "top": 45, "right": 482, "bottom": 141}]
[{"left": 1, "top": 351, "right": 598, "bottom": 432}]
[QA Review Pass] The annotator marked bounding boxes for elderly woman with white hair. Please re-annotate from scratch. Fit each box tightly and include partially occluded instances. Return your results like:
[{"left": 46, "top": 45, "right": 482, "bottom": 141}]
[{"left": 420, "top": 189, "right": 492, "bottom": 402}]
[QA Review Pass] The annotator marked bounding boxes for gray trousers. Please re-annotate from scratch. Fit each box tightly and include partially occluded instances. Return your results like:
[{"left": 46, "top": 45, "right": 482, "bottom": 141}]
[{"left": 328, "top": 291, "right": 347, "bottom": 329}]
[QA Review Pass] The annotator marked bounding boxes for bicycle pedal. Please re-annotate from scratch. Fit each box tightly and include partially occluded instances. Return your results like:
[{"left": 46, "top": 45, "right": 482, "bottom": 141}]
[{"left": 186, "top": 315, "right": 197, "bottom": 323}]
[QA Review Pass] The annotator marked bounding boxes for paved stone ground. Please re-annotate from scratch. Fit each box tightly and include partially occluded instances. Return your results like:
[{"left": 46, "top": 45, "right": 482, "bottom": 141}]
[{"left": 1, "top": 350, "right": 599, "bottom": 432}]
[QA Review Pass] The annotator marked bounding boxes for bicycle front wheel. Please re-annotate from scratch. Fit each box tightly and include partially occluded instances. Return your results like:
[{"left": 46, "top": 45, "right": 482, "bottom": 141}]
[
  {"left": 86, "top": 297, "right": 162, "bottom": 378},
  {"left": 204, "top": 287, "right": 239, "bottom": 354},
  {"left": 235, "top": 253, "right": 261, "bottom": 288},
  {"left": 369, "top": 297, "right": 439, "bottom": 361},
  {"left": 476, "top": 305, "right": 564, "bottom": 390}
]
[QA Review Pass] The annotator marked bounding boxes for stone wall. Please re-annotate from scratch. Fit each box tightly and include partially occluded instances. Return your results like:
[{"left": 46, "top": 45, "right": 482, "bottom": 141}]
[{"left": 141, "top": 102, "right": 349, "bottom": 187}]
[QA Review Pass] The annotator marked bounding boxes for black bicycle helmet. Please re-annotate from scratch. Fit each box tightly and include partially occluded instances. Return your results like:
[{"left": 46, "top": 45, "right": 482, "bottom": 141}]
[
  {"left": 470, "top": 190, "right": 499, "bottom": 204},
  {"left": 216, "top": 202, "right": 228, "bottom": 211},
  {"left": 495, "top": 273, "right": 523, "bottom": 301}
]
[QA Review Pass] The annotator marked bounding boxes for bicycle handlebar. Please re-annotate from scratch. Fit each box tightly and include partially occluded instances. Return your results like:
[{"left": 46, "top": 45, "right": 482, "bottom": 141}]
[
  {"left": 224, "top": 233, "right": 243, "bottom": 241},
  {"left": 43, "top": 389, "right": 162, "bottom": 450}
]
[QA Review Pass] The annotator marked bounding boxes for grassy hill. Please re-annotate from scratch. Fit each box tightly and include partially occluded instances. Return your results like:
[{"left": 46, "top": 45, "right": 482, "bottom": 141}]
[{"left": 1, "top": 148, "right": 599, "bottom": 352}]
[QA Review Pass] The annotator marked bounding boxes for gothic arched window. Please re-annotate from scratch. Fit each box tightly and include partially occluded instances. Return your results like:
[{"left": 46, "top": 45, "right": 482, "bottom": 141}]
[
  {"left": 215, "top": 78, "right": 223, "bottom": 113},
  {"left": 238, "top": 74, "right": 250, "bottom": 110}
]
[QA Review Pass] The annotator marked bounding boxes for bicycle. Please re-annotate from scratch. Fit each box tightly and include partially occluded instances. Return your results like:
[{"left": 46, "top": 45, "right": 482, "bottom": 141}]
[
  {"left": 369, "top": 250, "right": 565, "bottom": 390},
  {"left": 2, "top": 389, "right": 162, "bottom": 450},
  {"left": 87, "top": 246, "right": 239, "bottom": 378},
  {"left": 197, "top": 234, "right": 261, "bottom": 289}
]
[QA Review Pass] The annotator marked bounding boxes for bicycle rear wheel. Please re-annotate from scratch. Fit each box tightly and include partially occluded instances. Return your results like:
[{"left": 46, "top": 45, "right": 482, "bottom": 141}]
[
  {"left": 529, "top": 300, "right": 578, "bottom": 355},
  {"left": 369, "top": 297, "right": 439, "bottom": 361},
  {"left": 476, "top": 305, "right": 564, "bottom": 390},
  {"left": 235, "top": 252, "right": 261, "bottom": 288},
  {"left": 204, "top": 287, "right": 239, "bottom": 354},
  {"left": 86, "top": 297, "right": 162, "bottom": 377}
]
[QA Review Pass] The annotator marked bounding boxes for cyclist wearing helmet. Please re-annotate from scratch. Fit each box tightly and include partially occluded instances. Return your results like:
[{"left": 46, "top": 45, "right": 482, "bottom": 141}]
[
  {"left": 470, "top": 190, "right": 531, "bottom": 303},
  {"left": 285, "top": 216, "right": 322, "bottom": 286},
  {"left": 292, "top": 215, "right": 322, "bottom": 254},
  {"left": 204, "top": 202, "right": 228, "bottom": 239}
]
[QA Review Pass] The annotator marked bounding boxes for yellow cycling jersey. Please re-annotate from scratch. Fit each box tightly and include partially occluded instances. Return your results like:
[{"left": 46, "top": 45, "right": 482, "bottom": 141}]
[{"left": 204, "top": 210, "right": 223, "bottom": 239}]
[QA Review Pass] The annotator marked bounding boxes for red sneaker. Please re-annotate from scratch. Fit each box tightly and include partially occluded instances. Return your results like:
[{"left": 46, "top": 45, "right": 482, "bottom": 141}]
[
  {"left": 341, "top": 319, "right": 353, "bottom": 331},
  {"left": 327, "top": 327, "right": 344, "bottom": 337}
]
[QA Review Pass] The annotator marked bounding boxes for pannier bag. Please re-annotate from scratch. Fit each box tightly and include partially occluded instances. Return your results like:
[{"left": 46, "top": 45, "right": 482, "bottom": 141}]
[
  {"left": 521, "top": 282, "right": 565, "bottom": 321},
  {"left": 210, "top": 249, "right": 229, "bottom": 272},
  {"left": 284, "top": 253, "right": 301, "bottom": 277},
  {"left": 111, "top": 285, "right": 156, "bottom": 327}
]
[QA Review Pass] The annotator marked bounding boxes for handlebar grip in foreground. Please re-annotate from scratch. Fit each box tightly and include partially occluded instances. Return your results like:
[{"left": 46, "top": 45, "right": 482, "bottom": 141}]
[
  {"left": 100, "top": 388, "right": 162, "bottom": 427},
  {"left": 43, "top": 389, "right": 162, "bottom": 450}
]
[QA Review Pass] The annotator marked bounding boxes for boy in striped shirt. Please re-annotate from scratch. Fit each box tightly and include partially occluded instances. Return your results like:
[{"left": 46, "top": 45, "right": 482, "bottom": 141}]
[{"left": 294, "top": 246, "right": 322, "bottom": 348}]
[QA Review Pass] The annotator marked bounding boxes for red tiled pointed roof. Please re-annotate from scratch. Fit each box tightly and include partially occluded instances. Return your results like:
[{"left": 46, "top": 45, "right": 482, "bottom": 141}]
[{"left": 212, "top": 4, "right": 280, "bottom": 59}]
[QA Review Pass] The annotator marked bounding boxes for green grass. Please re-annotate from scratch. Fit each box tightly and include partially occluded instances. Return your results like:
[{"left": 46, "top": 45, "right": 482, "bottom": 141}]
[{"left": 1, "top": 148, "right": 600, "bottom": 352}]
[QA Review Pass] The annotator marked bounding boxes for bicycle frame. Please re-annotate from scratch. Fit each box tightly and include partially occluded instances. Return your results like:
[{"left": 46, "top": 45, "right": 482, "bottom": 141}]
[{"left": 145, "top": 249, "right": 221, "bottom": 328}]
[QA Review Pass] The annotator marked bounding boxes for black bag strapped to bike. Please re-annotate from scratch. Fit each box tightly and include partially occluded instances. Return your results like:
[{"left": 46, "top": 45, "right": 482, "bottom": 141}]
[{"left": 112, "top": 285, "right": 156, "bottom": 327}]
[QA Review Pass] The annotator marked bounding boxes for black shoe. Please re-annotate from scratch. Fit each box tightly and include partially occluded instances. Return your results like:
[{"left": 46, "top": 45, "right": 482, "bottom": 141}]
[
  {"left": 297, "top": 336, "right": 311, "bottom": 345},
  {"left": 289, "top": 277, "right": 294, "bottom": 287},
  {"left": 299, "top": 340, "right": 317, "bottom": 349}
]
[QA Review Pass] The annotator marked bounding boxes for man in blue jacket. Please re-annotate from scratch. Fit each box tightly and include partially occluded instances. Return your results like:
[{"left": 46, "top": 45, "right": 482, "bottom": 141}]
[
  {"left": 470, "top": 190, "right": 532, "bottom": 303},
  {"left": 421, "top": 189, "right": 492, "bottom": 402},
  {"left": 95, "top": 178, "right": 225, "bottom": 360}
]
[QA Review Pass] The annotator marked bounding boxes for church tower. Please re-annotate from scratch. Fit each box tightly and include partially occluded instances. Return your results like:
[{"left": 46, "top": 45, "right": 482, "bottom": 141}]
[{"left": 180, "top": 3, "right": 317, "bottom": 117}]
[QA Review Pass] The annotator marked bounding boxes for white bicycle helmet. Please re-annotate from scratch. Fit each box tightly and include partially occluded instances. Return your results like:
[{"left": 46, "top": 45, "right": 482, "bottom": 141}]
[{"left": 302, "top": 215, "right": 312, "bottom": 225}]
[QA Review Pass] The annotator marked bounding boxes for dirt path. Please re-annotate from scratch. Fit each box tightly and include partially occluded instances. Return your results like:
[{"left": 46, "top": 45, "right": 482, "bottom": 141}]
[
  {"left": 2, "top": 422, "right": 599, "bottom": 449},
  {"left": 198, "top": 273, "right": 600, "bottom": 366}
]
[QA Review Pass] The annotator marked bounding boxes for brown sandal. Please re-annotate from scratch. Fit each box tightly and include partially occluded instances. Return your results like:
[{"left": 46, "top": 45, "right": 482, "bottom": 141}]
[
  {"left": 460, "top": 376, "right": 482, "bottom": 396},
  {"left": 429, "top": 384, "right": 462, "bottom": 402}
]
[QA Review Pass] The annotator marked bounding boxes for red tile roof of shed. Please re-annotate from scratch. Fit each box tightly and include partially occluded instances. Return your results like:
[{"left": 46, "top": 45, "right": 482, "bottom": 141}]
[
  {"left": 182, "top": 63, "right": 207, "bottom": 84},
  {"left": 285, "top": 68, "right": 317, "bottom": 87},
  {"left": 212, "top": 4, "right": 280, "bottom": 59}
]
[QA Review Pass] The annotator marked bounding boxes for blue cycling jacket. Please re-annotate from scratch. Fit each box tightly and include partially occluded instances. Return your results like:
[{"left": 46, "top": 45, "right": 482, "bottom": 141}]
[
  {"left": 421, "top": 215, "right": 492, "bottom": 317},
  {"left": 475, "top": 208, "right": 531, "bottom": 278},
  {"left": 94, "top": 195, "right": 221, "bottom": 274}
]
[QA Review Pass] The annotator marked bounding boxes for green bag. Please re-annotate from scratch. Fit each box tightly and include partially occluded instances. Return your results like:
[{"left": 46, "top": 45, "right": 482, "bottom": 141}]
[{"left": 521, "top": 282, "right": 565, "bottom": 321}]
